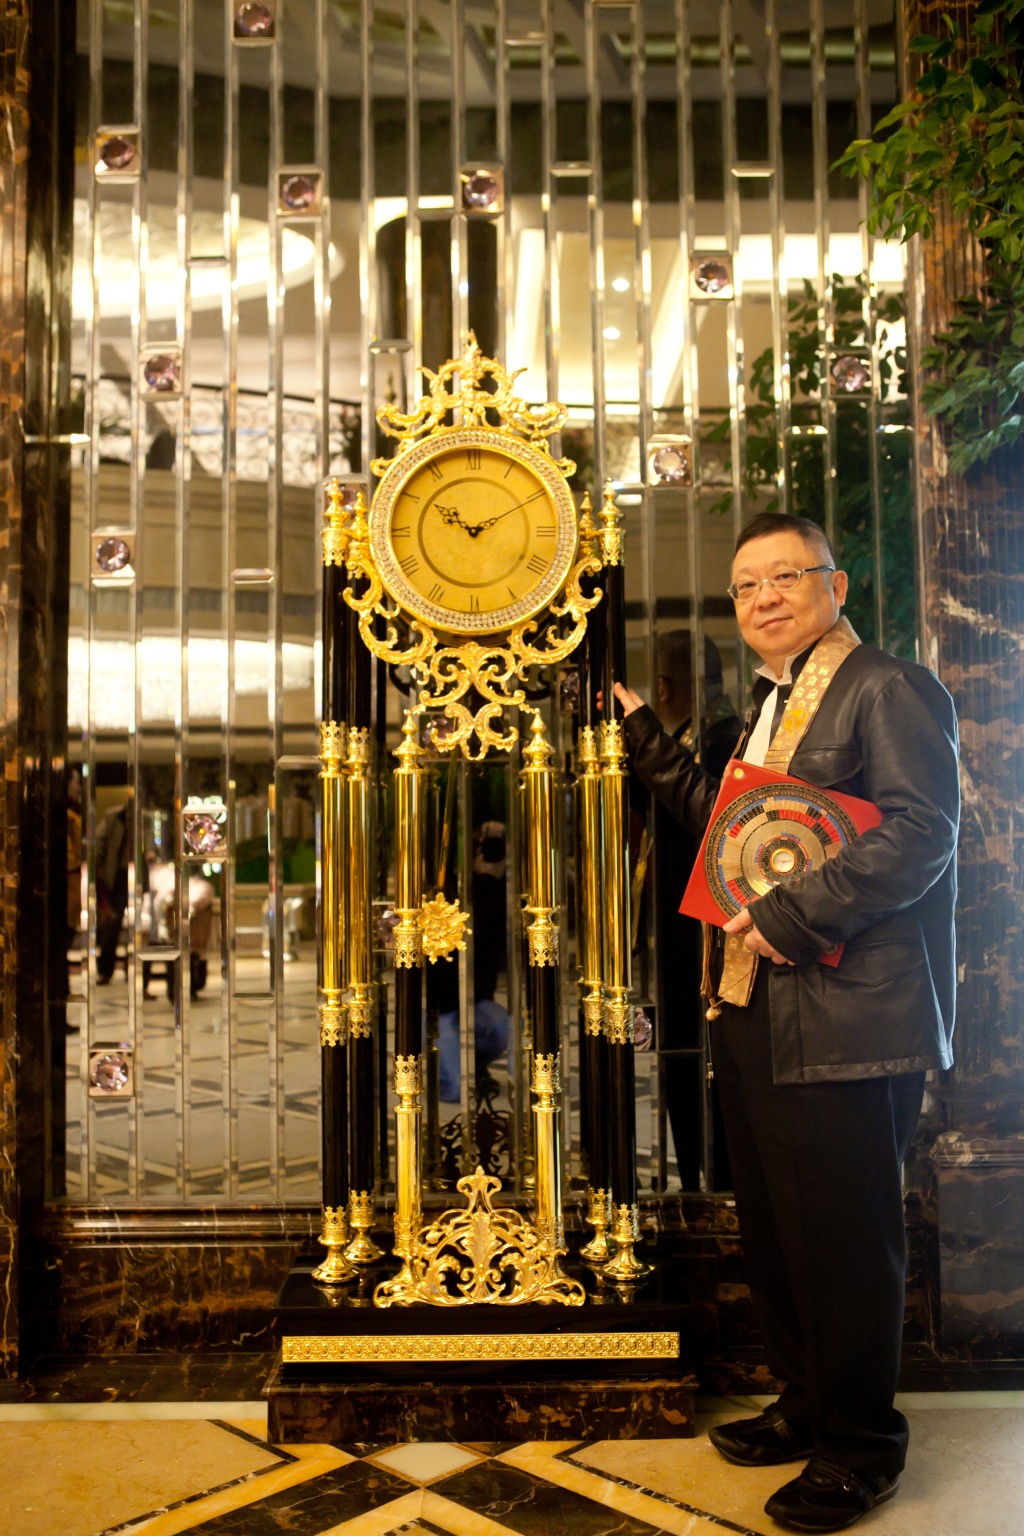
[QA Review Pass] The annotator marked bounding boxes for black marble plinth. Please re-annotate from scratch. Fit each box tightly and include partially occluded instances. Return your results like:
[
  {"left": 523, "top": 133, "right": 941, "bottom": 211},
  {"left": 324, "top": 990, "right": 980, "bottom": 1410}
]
[
  {"left": 269, "top": 1244, "right": 699, "bottom": 1443},
  {"left": 266, "top": 1360, "right": 697, "bottom": 1444}
]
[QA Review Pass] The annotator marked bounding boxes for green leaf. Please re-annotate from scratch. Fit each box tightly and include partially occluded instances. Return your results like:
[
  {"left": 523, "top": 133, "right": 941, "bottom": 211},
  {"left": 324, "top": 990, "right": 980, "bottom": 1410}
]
[{"left": 908, "top": 33, "right": 938, "bottom": 52}]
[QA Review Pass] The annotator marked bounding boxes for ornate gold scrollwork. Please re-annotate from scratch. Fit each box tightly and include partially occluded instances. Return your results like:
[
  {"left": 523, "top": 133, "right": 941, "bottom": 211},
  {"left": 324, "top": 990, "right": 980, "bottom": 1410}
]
[
  {"left": 419, "top": 891, "right": 471, "bottom": 962},
  {"left": 371, "top": 332, "right": 576, "bottom": 471},
  {"left": 333, "top": 337, "right": 604, "bottom": 760},
  {"left": 373, "top": 1166, "right": 584, "bottom": 1308}
]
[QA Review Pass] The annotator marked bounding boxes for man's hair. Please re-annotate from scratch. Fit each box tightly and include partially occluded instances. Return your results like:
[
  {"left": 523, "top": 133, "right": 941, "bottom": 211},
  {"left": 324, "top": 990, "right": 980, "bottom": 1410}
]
[{"left": 734, "top": 512, "right": 835, "bottom": 567}]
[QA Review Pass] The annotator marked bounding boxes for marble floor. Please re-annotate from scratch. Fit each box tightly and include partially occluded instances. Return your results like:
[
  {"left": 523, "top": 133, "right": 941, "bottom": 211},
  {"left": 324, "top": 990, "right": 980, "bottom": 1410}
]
[{"left": 1, "top": 1394, "right": 1022, "bottom": 1536}]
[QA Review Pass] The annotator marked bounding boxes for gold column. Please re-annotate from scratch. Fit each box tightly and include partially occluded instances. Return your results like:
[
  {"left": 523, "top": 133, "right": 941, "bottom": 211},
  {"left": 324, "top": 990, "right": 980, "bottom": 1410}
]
[
  {"left": 521, "top": 715, "right": 565, "bottom": 1256},
  {"left": 344, "top": 720, "right": 383, "bottom": 1264},
  {"left": 599, "top": 714, "right": 650, "bottom": 1282},
  {"left": 576, "top": 722, "right": 612, "bottom": 1262},
  {"left": 313, "top": 483, "right": 356, "bottom": 1286},
  {"left": 389, "top": 715, "right": 425, "bottom": 1290}
]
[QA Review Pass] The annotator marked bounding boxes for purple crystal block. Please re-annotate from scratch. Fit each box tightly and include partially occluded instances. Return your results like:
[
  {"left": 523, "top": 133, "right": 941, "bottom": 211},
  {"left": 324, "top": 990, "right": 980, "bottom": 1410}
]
[
  {"left": 633, "top": 1007, "right": 653, "bottom": 1050},
  {"left": 142, "top": 352, "right": 181, "bottom": 392},
  {"left": 831, "top": 355, "right": 870, "bottom": 393},
  {"left": 99, "top": 135, "right": 137, "bottom": 172},
  {"left": 651, "top": 444, "right": 691, "bottom": 484},
  {"left": 693, "top": 258, "right": 731, "bottom": 295},
  {"left": 234, "top": 2, "right": 274, "bottom": 37},
  {"left": 279, "top": 173, "right": 318, "bottom": 212},
  {"left": 96, "top": 536, "right": 131, "bottom": 573},
  {"left": 376, "top": 907, "right": 400, "bottom": 948},
  {"left": 183, "top": 813, "right": 223, "bottom": 855},
  {"left": 463, "top": 171, "right": 501, "bottom": 211},
  {"left": 559, "top": 669, "right": 581, "bottom": 710},
  {"left": 339, "top": 483, "right": 364, "bottom": 510},
  {"left": 89, "top": 1052, "right": 131, "bottom": 1092}
]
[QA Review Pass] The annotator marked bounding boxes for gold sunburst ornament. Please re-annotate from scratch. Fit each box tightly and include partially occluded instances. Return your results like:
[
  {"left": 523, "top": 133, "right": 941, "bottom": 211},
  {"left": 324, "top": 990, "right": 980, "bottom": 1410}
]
[{"left": 419, "top": 890, "right": 471, "bottom": 963}]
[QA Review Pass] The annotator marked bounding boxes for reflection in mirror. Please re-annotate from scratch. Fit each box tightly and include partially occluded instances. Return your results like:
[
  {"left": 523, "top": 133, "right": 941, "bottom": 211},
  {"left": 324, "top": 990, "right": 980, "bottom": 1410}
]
[{"left": 64, "top": 0, "right": 909, "bottom": 1208}]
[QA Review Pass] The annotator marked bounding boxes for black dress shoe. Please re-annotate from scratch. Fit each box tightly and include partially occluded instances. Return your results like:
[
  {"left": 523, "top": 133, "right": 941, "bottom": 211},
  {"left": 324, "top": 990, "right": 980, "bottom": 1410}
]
[
  {"left": 764, "top": 1458, "right": 899, "bottom": 1532},
  {"left": 709, "top": 1404, "right": 814, "bottom": 1466}
]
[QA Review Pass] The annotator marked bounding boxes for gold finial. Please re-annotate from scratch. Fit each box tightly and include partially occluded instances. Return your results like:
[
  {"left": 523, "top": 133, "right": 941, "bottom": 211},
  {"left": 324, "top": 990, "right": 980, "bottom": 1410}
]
[
  {"left": 598, "top": 482, "right": 624, "bottom": 567},
  {"left": 577, "top": 490, "right": 599, "bottom": 558},
  {"left": 323, "top": 478, "right": 352, "bottom": 566},
  {"left": 394, "top": 710, "right": 423, "bottom": 771},
  {"left": 522, "top": 711, "right": 554, "bottom": 771}
]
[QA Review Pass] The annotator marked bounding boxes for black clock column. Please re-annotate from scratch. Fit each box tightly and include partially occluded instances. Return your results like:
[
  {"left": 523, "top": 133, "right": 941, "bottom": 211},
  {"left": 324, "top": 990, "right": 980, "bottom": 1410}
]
[
  {"left": 343, "top": 493, "right": 383, "bottom": 1266},
  {"left": 312, "top": 482, "right": 356, "bottom": 1285},
  {"left": 597, "top": 486, "right": 649, "bottom": 1283}
]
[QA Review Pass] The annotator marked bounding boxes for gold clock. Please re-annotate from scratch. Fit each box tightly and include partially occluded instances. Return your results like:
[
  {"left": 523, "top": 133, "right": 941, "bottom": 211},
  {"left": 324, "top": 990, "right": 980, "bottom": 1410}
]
[{"left": 369, "top": 428, "right": 578, "bottom": 635}]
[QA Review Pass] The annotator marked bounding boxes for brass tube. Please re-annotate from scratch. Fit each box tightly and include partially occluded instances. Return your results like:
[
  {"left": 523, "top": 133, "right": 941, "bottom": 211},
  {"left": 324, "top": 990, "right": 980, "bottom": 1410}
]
[
  {"left": 532, "top": 1050, "right": 563, "bottom": 1253},
  {"left": 522, "top": 715, "right": 558, "bottom": 974},
  {"left": 344, "top": 723, "right": 381, "bottom": 1264},
  {"left": 576, "top": 724, "right": 604, "bottom": 1032}
]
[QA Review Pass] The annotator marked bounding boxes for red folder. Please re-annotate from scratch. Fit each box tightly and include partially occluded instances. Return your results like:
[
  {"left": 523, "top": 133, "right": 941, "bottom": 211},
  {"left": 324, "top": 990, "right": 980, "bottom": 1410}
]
[{"left": 679, "top": 758, "right": 882, "bottom": 968}]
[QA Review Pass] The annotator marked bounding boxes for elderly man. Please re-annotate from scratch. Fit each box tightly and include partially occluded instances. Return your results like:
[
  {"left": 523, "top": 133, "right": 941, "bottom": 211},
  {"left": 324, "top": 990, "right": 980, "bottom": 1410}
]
[{"left": 614, "top": 512, "right": 959, "bottom": 1534}]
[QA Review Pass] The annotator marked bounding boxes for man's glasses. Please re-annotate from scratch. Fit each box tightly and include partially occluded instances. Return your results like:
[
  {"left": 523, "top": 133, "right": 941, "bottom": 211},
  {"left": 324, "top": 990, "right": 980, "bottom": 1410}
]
[{"left": 727, "top": 565, "right": 835, "bottom": 603}]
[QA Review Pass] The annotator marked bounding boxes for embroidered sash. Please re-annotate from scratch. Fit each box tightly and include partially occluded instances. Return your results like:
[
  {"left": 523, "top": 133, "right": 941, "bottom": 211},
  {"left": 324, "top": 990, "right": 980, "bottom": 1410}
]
[{"left": 704, "top": 616, "right": 861, "bottom": 1015}]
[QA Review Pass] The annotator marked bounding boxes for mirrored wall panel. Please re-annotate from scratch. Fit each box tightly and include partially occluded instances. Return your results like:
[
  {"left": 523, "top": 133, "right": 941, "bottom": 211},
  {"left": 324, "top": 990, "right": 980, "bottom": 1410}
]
[{"left": 63, "top": 0, "right": 911, "bottom": 1205}]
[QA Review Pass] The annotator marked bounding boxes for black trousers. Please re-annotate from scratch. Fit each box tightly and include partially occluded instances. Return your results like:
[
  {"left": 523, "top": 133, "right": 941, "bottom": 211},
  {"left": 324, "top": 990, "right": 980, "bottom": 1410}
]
[{"left": 711, "top": 965, "right": 925, "bottom": 1479}]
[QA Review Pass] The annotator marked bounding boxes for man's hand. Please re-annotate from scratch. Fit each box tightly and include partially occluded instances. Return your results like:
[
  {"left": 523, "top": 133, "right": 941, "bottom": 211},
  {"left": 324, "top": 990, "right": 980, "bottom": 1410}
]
[
  {"left": 723, "top": 907, "right": 795, "bottom": 965},
  {"left": 611, "top": 681, "right": 646, "bottom": 716}
]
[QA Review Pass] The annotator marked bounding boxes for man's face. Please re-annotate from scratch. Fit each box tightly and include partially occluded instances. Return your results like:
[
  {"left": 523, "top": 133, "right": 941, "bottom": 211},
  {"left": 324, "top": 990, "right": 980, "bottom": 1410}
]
[{"left": 730, "top": 531, "right": 848, "bottom": 672}]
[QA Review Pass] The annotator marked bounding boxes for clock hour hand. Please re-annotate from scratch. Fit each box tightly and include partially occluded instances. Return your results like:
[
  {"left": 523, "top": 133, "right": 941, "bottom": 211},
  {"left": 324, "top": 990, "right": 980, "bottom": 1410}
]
[{"left": 436, "top": 501, "right": 470, "bottom": 531}]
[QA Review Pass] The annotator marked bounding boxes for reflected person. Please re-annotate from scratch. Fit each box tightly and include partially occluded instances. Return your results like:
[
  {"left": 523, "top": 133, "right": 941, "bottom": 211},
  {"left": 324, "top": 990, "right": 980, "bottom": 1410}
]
[
  {"left": 613, "top": 513, "right": 959, "bottom": 1534},
  {"left": 649, "top": 631, "right": 739, "bottom": 1189}
]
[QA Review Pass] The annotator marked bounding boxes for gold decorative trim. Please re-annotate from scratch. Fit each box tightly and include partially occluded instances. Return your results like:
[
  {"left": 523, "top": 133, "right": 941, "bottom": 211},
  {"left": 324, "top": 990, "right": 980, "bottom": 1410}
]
[
  {"left": 283, "top": 1330, "right": 680, "bottom": 1364},
  {"left": 393, "top": 911, "right": 423, "bottom": 968},
  {"left": 373, "top": 1166, "right": 584, "bottom": 1308},
  {"left": 346, "top": 726, "right": 372, "bottom": 767},
  {"left": 346, "top": 1188, "right": 384, "bottom": 1264},
  {"left": 582, "top": 989, "right": 604, "bottom": 1036},
  {"left": 319, "top": 720, "right": 347, "bottom": 767},
  {"left": 526, "top": 912, "right": 559, "bottom": 967},
  {"left": 311, "top": 1205, "right": 357, "bottom": 1286},
  {"left": 605, "top": 1201, "right": 652, "bottom": 1283},
  {"left": 579, "top": 1186, "right": 613, "bottom": 1264},
  {"left": 577, "top": 724, "right": 600, "bottom": 770},
  {"left": 604, "top": 993, "right": 633, "bottom": 1044},
  {"left": 319, "top": 1000, "right": 347, "bottom": 1047},
  {"left": 394, "top": 1053, "right": 422, "bottom": 1096},
  {"left": 531, "top": 1051, "right": 561, "bottom": 1098},
  {"left": 346, "top": 985, "right": 374, "bottom": 1038}
]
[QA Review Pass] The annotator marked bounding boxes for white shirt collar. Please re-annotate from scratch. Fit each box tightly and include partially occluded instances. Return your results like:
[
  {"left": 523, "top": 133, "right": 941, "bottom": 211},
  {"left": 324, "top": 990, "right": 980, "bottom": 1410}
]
[{"left": 754, "top": 653, "right": 799, "bottom": 686}]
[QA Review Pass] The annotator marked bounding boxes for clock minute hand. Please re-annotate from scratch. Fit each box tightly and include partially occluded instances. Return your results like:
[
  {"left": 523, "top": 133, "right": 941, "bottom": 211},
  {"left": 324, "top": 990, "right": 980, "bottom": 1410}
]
[{"left": 467, "top": 494, "right": 542, "bottom": 534}]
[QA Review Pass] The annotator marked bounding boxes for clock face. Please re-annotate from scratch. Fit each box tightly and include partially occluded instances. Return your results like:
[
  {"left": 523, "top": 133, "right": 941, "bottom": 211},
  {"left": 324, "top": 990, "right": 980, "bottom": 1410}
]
[{"left": 369, "top": 430, "right": 578, "bottom": 634}]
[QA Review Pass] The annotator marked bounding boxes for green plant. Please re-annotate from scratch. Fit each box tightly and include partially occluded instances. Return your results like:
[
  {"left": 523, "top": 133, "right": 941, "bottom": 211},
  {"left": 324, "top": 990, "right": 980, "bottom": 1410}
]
[
  {"left": 707, "top": 276, "right": 916, "bottom": 657},
  {"left": 833, "top": 0, "right": 1024, "bottom": 474}
]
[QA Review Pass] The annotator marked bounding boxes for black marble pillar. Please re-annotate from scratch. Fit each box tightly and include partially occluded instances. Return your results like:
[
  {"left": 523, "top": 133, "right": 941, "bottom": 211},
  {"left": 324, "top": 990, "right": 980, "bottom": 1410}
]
[
  {"left": 0, "top": 0, "right": 75, "bottom": 1380},
  {"left": 904, "top": 0, "right": 1024, "bottom": 1358}
]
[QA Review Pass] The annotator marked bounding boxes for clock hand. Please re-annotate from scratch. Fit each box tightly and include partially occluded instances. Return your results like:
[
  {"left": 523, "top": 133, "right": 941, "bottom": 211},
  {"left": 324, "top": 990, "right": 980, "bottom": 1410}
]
[
  {"left": 466, "top": 495, "right": 543, "bottom": 534},
  {"left": 435, "top": 502, "right": 470, "bottom": 531}
]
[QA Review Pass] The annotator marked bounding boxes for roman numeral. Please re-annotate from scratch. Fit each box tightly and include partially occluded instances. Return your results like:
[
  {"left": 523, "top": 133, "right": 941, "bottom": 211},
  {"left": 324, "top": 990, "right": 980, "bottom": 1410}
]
[
  {"left": 467, "top": 593, "right": 480, "bottom": 612},
  {"left": 527, "top": 554, "right": 548, "bottom": 575},
  {"left": 392, "top": 525, "right": 410, "bottom": 537},
  {"left": 402, "top": 491, "right": 420, "bottom": 501},
  {"left": 503, "top": 460, "right": 515, "bottom": 478},
  {"left": 536, "top": 524, "right": 556, "bottom": 538},
  {"left": 426, "top": 461, "right": 443, "bottom": 482},
  {"left": 507, "top": 584, "right": 518, "bottom": 601},
  {"left": 525, "top": 489, "right": 544, "bottom": 503},
  {"left": 428, "top": 582, "right": 446, "bottom": 603},
  {"left": 466, "top": 448, "right": 481, "bottom": 471},
  {"left": 399, "top": 554, "right": 420, "bottom": 574}
]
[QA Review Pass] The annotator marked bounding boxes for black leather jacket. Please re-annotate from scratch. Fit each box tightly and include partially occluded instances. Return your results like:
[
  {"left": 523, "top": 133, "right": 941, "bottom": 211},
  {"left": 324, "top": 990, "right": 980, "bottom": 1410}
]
[{"left": 624, "top": 642, "right": 960, "bottom": 1084}]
